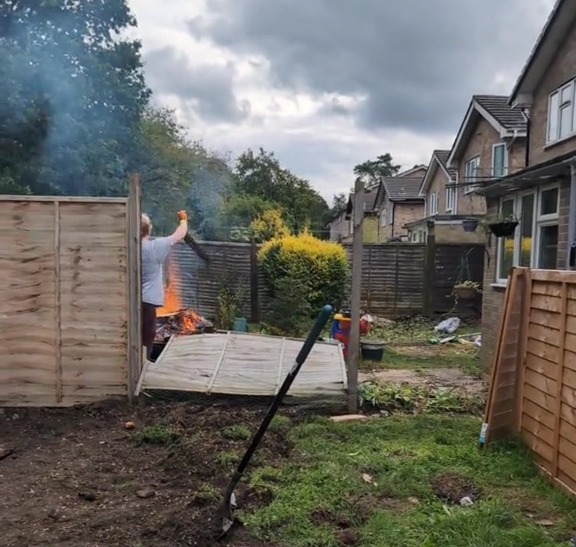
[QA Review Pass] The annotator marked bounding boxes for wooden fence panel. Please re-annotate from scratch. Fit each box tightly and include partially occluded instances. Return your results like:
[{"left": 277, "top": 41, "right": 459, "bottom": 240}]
[
  {"left": 484, "top": 268, "right": 576, "bottom": 499},
  {"left": 0, "top": 196, "right": 136, "bottom": 407}
]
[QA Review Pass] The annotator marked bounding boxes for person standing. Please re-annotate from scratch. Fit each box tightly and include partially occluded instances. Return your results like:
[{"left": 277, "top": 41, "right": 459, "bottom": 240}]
[{"left": 141, "top": 210, "right": 188, "bottom": 360}]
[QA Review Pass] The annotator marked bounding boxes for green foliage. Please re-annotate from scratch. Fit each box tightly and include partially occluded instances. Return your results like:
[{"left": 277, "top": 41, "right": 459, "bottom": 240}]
[
  {"left": 133, "top": 425, "right": 180, "bottom": 446},
  {"left": 222, "top": 425, "right": 252, "bottom": 441},
  {"left": 359, "top": 382, "right": 484, "bottom": 415},
  {"left": 0, "top": 0, "right": 150, "bottom": 196},
  {"left": 258, "top": 232, "right": 349, "bottom": 333},
  {"left": 354, "top": 153, "right": 401, "bottom": 187},
  {"left": 216, "top": 280, "right": 245, "bottom": 330},
  {"left": 249, "top": 208, "right": 291, "bottom": 243},
  {"left": 222, "top": 148, "right": 331, "bottom": 240}
]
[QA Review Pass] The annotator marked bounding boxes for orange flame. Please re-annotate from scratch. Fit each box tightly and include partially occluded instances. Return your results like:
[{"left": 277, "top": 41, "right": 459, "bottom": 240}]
[{"left": 157, "top": 259, "right": 182, "bottom": 317}]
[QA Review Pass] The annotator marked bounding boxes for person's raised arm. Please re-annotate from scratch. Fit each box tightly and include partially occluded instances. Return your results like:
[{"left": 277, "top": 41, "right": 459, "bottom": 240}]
[{"left": 168, "top": 210, "right": 188, "bottom": 245}]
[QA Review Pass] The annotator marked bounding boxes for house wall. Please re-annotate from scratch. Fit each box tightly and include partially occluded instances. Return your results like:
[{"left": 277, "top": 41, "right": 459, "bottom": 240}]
[
  {"left": 427, "top": 166, "right": 452, "bottom": 214},
  {"left": 455, "top": 117, "right": 527, "bottom": 215},
  {"left": 329, "top": 214, "right": 351, "bottom": 242},
  {"left": 364, "top": 216, "right": 379, "bottom": 244},
  {"left": 435, "top": 224, "right": 486, "bottom": 244},
  {"left": 380, "top": 202, "right": 425, "bottom": 241},
  {"left": 529, "top": 21, "right": 576, "bottom": 165},
  {"left": 480, "top": 178, "right": 571, "bottom": 369}
]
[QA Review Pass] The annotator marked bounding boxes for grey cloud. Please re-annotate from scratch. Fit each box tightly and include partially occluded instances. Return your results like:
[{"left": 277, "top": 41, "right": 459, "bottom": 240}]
[
  {"left": 144, "top": 46, "right": 250, "bottom": 122},
  {"left": 188, "top": 0, "right": 553, "bottom": 133}
]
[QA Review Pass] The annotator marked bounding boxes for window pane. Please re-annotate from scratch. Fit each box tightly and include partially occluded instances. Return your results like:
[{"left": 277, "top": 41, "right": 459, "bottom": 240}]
[
  {"left": 520, "top": 194, "right": 534, "bottom": 267},
  {"left": 560, "top": 104, "right": 572, "bottom": 138},
  {"left": 498, "top": 199, "right": 515, "bottom": 280},
  {"left": 498, "top": 238, "right": 515, "bottom": 280},
  {"left": 561, "top": 84, "right": 573, "bottom": 104},
  {"left": 540, "top": 187, "right": 559, "bottom": 216},
  {"left": 493, "top": 145, "right": 506, "bottom": 177},
  {"left": 549, "top": 92, "right": 559, "bottom": 141},
  {"left": 538, "top": 224, "right": 558, "bottom": 269}
]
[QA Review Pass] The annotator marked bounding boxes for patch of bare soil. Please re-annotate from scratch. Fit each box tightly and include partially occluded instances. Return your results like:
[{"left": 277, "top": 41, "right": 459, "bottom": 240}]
[
  {"left": 431, "top": 472, "right": 482, "bottom": 504},
  {"left": 0, "top": 401, "right": 289, "bottom": 547},
  {"left": 360, "top": 368, "right": 485, "bottom": 395}
]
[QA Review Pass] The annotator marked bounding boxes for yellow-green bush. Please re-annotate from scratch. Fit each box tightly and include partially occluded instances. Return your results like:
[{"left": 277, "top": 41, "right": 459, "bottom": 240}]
[{"left": 258, "top": 232, "right": 349, "bottom": 314}]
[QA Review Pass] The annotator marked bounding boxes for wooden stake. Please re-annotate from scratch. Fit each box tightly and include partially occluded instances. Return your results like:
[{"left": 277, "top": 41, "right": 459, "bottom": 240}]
[
  {"left": 347, "top": 177, "right": 364, "bottom": 414},
  {"left": 54, "top": 201, "right": 62, "bottom": 403},
  {"left": 127, "top": 173, "right": 142, "bottom": 403}
]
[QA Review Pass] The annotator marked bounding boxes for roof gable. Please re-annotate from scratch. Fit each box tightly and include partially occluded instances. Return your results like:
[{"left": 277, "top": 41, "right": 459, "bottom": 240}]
[
  {"left": 510, "top": 0, "right": 576, "bottom": 107},
  {"left": 420, "top": 150, "right": 456, "bottom": 195},
  {"left": 381, "top": 176, "right": 425, "bottom": 202},
  {"left": 447, "top": 95, "right": 527, "bottom": 167}
]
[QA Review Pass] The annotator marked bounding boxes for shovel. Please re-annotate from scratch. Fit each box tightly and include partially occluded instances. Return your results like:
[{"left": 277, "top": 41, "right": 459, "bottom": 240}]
[{"left": 216, "top": 304, "right": 334, "bottom": 539}]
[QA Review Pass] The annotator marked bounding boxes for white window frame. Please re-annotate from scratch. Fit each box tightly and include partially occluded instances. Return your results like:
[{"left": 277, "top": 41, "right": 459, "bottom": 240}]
[
  {"left": 445, "top": 185, "right": 455, "bottom": 213},
  {"left": 495, "top": 184, "right": 560, "bottom": 285},
  {"left": 464, "top": 156, "right": 481, "bottom": 194},
  {"left": 492, "top": 143, "right": 508, "bottom": 178},
  {"left": 547, "top": 79, "right": 576, "bottom": 144},
  {"left": 428, "top": 192, "right": 438, "bottom": 216},
  {"left": 380, "top": 209, "right": 387, "bottom": 227}
]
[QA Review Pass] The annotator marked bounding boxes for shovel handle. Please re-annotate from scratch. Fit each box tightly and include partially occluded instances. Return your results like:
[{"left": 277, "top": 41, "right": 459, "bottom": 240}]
[{"left": 232, "top": 305, "right": 333, "bottom": 478}]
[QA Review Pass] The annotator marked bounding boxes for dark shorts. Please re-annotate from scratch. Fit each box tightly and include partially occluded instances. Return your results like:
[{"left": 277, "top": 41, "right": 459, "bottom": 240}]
[{"left": 142, "top": 302, "right": 157, "bottom": 358}]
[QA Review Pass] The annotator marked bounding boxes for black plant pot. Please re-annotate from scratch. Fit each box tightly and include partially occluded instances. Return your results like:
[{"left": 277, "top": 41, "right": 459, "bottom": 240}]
[
  {"left": 462, "top": 219, "right": 479, "bottom": 232},
  {"left": 361, "top": 341, "right": 385, "bottom": 361},
  {"left": 488, "top": 221, "right": 519, "bottom": 237}
]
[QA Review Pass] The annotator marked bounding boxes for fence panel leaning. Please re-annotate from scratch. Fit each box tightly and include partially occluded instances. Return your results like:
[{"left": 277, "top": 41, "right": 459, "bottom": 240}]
[
  {"left": 484, "top": 268, "right": 576, "bottom": 498},
  {"left": 0, "top": 195, "right": 139, "bottom": 407}
]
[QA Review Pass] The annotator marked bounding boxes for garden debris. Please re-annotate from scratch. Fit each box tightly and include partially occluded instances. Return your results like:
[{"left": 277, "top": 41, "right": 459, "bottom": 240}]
[
  {"left": 78, "top": 491, "right": 97, "bottom": 502},
  {"left": 330, "top": 414, "right": 368, "bottom": 423},
  {"left": 124, "top": 421, "right": 136, "bottom": 430},
  {"left": 434, "top": 317, "right": 461, "bottom": 334},
  {"left": 431, "top": 472, "right": 481, "bottom": 504},
  {"left": 361, "top": 473, "right": 376, "bottom": 485},
  {"left": 459, "top": 496, "right": 474, "bottom": 506},
  {"left": 136, "top": 488, "right": 156, "bottom": 499}
]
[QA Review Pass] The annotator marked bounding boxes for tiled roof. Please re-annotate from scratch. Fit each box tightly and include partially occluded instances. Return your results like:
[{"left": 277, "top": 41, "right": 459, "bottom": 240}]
[
  {"left": 381, "top": 177, "right": 424, "bottom": 201},
  {"left": 433, "top": 150, "right": 457, "bottom": 179},
  {"left": 474, "top": 95, "right": 527, "bottom": 131}
]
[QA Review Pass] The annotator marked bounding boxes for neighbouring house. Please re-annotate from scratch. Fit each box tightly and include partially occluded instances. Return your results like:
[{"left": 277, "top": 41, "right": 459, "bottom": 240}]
[
  {"left": 405, "top": 149, "right": 483, "bottom": 244},
  {"left": 373, "top": 165, "right": 427, "bottom": 242},
  {"left": 477, "top": 0, "right": 576, "bottom": 368},
  {"left": 329, "top": 183, "right": 380, "bottom": 243}
]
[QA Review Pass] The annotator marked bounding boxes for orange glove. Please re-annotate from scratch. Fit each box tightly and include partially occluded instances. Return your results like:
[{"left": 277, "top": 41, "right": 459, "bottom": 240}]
[{"left": 177, "top": 210, "right": 188, "bottom": 221}]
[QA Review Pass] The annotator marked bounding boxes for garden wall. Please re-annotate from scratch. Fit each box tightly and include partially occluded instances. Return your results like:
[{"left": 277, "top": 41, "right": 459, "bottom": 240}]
[
  {"left": 168, "top": 239, "right": 485, "bottom": 320},
  {"left": 0, "top": 192, "right": 141, "bottom": 407},
  {"left": 485, "top": 268, "right": 576, "bottom": 498}
]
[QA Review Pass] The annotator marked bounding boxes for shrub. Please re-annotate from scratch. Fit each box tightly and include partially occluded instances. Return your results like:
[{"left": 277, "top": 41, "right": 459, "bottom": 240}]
[
  {"left": 258, "top": 232, "right": 349, "bottom": 320},
  {"left": 249, "top": 208, "right": 291, "bottom": 243}
]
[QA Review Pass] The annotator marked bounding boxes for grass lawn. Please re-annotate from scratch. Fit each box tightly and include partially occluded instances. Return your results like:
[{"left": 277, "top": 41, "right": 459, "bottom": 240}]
[{"left": 244, "top": 414, "right": 576, "bottom": 547}]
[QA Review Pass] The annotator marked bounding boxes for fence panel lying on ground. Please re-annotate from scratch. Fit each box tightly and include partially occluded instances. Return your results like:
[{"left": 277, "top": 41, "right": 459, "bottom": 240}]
[
  {"left": 484, "top": 268, "right": 576, "bottom": 498},
  {"left": 168, "top": 239, "right": 485, "bottom": 321},
  {"left": 0, "top": 195, "right": 140, "bottom": 407}
]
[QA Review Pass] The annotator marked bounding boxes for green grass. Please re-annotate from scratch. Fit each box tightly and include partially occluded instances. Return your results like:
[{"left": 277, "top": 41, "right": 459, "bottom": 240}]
[
  {"left": 244, "top": 415, "right": 576, "bottom": 547},
  {"left": 360, "top": 346, "right": 483, "bottom": 379}
]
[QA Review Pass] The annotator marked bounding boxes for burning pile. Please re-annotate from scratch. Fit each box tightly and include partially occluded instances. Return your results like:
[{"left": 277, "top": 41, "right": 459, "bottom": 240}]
[
  {"left": 155, "top": 308, "right": 213, "bottom": 341},
  {"left": 155, "top": 264, "right": 213, "bottom": 341}
]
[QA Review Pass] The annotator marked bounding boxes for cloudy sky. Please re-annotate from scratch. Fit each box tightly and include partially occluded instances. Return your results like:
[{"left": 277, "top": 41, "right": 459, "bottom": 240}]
[{"left": 129, "top": 0, "right": 555, "bottom": 201}]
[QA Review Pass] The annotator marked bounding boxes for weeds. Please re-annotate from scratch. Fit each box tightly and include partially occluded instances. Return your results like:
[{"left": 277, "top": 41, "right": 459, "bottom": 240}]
[
  {"left": 222, "top": 425, "right": 252, "bottom": 441},
  {"left": 132, "top": 425, "right": 180, "bottom": 446},
  {"left": 359, "top": 381, "right": 484, "bottom": 415}
]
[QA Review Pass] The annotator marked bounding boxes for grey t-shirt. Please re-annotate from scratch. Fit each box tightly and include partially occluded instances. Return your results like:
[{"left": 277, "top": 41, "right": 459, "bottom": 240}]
[{"left": 142, "top": 237, "right": 173, "bottom": 306}]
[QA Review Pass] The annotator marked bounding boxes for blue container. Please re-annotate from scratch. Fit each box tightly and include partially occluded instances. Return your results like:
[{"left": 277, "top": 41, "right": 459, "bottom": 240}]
[{"left": 233, "top": 317, "right": 248, "bottom": 332}]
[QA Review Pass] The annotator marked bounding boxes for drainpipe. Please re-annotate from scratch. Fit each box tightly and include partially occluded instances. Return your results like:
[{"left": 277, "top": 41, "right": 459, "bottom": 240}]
[
  {"left": 567, "top": 160, "right": 576, "bottom": 270},
  {"left": 391, "top": 202, "right": 396, "bottom": 238},
  {"left": 522, "top": 108, "right": 531, "bottom": 167}
]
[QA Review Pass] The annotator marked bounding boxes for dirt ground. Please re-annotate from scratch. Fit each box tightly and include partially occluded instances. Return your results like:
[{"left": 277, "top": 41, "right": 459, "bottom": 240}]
[{"left": 0, "top": 400, "right": 288, "bottom": 547}]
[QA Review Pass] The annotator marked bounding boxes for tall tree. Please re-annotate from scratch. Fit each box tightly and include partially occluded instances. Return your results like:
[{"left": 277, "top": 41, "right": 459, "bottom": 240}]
[
  {"left": 353, "top": 153, "right": 401, "bottom": 187},
  {"left": 0, "top": 0, "right": 150, "bottom": 196},
  {"left": 228, "top": 147, "right": 330, "bottom": 238}
]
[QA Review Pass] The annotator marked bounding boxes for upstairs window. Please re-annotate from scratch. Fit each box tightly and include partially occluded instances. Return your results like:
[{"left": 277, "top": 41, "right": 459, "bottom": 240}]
[
  {"left": 548, "top": 79, "right": 576, "bottom": 144},
  {"left": 464, "top": 156, "right": 480, "bottom": 194},
  {"left": 445, "top": 185, "right": 455, "bottom": 212},
  {"left": 492, "top": 143, "right": 508, "bottom": 178},
  {"left": 428, "top": 192, "right": 438, "bottom": 216},
  {"left": 380, "top": 209, "right": 387, "bottom": 227}
]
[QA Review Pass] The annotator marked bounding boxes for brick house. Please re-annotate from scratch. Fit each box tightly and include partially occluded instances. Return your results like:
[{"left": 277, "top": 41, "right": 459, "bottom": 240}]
[
  {"left": 373, "top": 165, "right": 427, "bottom": 241},
  {"left": 405, "top": 149, "right": 483, "bottom": 243},
  {"left": 478, "top": 0, "right": 576, "bottom": 368}
]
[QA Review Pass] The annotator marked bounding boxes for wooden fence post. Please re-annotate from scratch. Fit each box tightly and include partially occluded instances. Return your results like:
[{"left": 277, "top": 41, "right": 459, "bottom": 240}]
[
  {"left": 250, "top": 241, "right": 260, "bottom": 323},
  {"left": 422, "top": 226, "right": 436, "bottom": 316},
  {"left": 127, "top": 174, "right": 142, "bottom": 403},
  {"left": 348, "top": 177, "right": 364, "bottom": 414}
]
